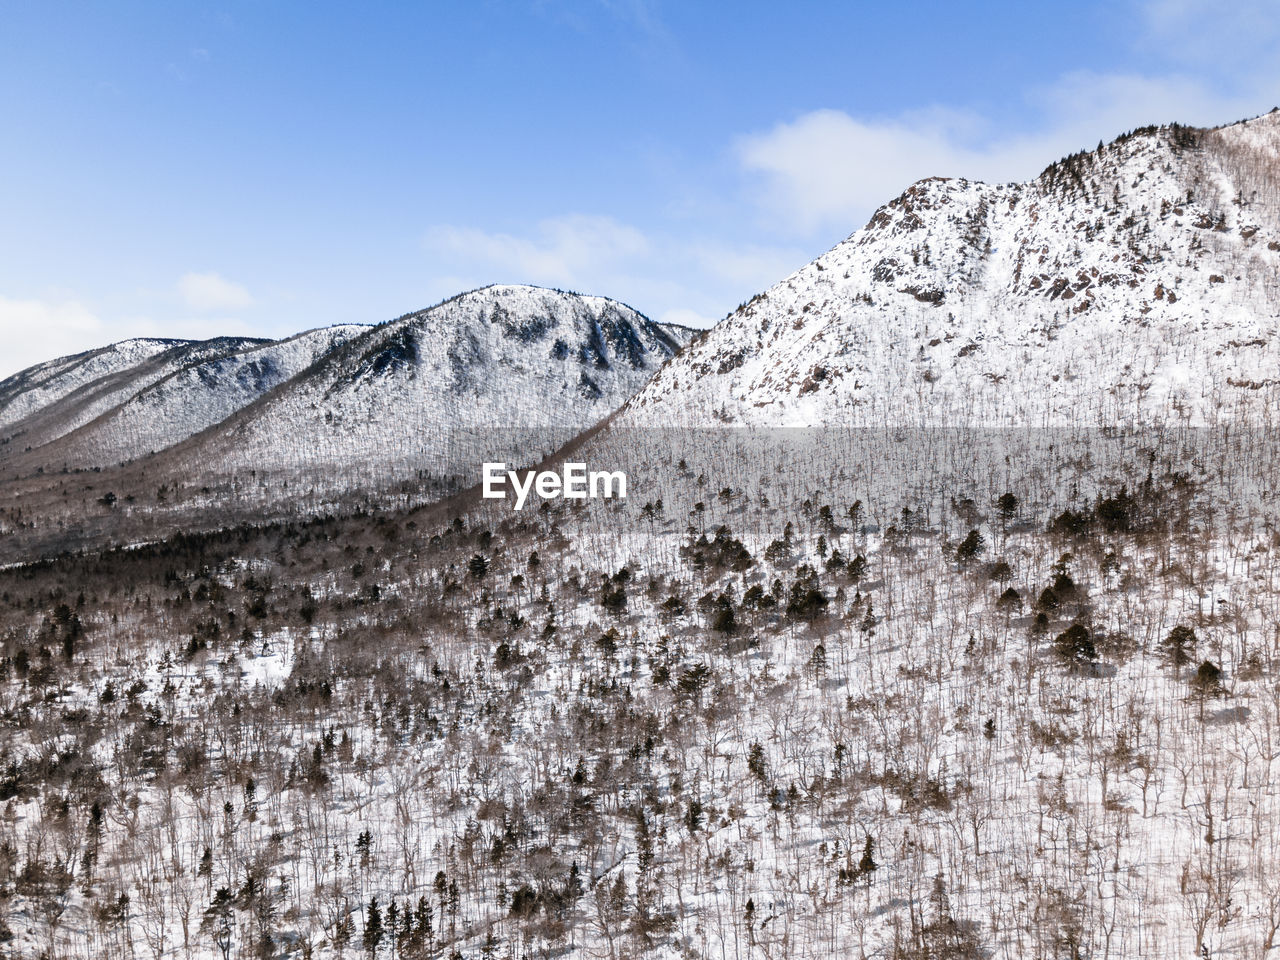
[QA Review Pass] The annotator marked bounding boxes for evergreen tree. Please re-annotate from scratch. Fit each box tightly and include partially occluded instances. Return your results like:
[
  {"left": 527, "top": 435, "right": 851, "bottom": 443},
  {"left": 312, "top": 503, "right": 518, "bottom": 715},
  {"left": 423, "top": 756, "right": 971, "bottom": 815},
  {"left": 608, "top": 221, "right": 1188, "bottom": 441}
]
[
  {"left": 201, "top": 888, "right": 235, "bottom": 960},
  {"left": 1163, "top": 624, "right": 1197, "bottom": 673},
  {"left": 809, "top": 642, "right": 827, "bottom": 679},
  {"left": 956, "top": 529, "right": 985, "bottom": 562},
  {"left": 858, "top": 833, "right": 878, "bottom": 879},
  {"left": 997, "top": 492, "right": 1019, "bottom": 519},
  {"left": 1192, "top": 659, "right": 1224, "bottom": 698},
  {"left": 1053, "top": 623, "right": 1098, "bottom": 667},
  {"left": 364, "top": 897, "right": 383, "bottom": 954}
]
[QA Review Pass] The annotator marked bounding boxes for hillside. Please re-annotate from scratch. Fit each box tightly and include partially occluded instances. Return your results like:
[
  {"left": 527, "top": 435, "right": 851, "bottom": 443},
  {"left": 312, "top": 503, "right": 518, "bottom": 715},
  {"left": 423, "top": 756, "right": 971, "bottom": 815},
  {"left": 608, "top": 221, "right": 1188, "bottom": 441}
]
[
  {"left": 0, "top": 337, "right": 271, "bottom": 456},
  {"left": 0, "top": 339, "right": 182, "bottom": 431},
  {"left": 0, "top": 285, "right": 692, "bottom": 560},
  {"left": 20, "top": 325, "right": 371, "bottom": 470},
  {"left": 184, "top": 284, "right": 692, "bottom": 480},
  {"left": 624, "top": 110, "right": 1280, "bottom": 428},
  {"left": 4, "top": 116, "right": 1280, "bottom": 960}
]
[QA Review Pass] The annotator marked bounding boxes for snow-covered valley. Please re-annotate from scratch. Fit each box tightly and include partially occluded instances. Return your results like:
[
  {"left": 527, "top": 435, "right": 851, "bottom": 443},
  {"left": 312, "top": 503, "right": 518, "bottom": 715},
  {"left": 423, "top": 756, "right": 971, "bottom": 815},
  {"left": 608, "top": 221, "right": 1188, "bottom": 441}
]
[{"left": 3, "top": 114, "right": 1280, "bottom": 960}]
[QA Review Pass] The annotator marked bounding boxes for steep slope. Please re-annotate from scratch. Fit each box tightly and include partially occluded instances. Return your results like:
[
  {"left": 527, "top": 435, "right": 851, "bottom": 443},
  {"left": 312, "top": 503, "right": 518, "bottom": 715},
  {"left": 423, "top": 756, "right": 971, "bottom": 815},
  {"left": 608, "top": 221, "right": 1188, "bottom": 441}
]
[
  {"left": 172, "top": 284, "right": 691, "bottom": 482},
  {"left": 0, "top": 336, "right": 271, "bottom": 457},
  {"left": 41, "top": 324, "right": 369, "bottom": 469},
  {"left": 623, "top": 111, "right": 1280, "bottom": 428},
  {"left": 0, "top": 285, "right": 692, "bottom": 559},
  {"left": 0, "top": 338, "right": 184, "bottom": 431}
]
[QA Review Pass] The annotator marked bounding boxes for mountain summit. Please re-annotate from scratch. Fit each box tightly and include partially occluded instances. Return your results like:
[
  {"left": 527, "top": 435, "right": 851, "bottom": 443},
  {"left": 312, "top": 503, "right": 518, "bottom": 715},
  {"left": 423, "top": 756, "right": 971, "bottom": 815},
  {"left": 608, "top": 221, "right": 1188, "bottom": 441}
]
[
  {"left": 0, "top": 284, "right": 689, "bottom": 477},
  {"left": 0, "top": 285, "right": 692, "bottom": 556},
  {"left": 200, "top": 281, "right": 696, "bottom": 478},
  {"left": 624, "top": 111, "right": 1280, "bottom": 428}
]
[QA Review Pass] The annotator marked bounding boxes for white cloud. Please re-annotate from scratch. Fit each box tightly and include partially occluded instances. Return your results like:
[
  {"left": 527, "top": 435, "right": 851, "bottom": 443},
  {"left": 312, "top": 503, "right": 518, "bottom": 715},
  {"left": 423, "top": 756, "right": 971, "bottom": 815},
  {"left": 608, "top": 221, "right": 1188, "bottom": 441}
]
[
  {"left": 1141, "top": 0, "right": 1280, "bottom": 67},
  {"left": 1034, "top": 71, "right": 1260, "bottom": 136},
  {"left": 177, "top": 271, "right": 254, "bottom": 311},
  {"left": 736, "top": 72, "right": 1264, "bottom": 236},
  {"left": 737, "top": 108, "right": 1001, "bottom": 235},
  {"left": 422, "top": 61, "right": 1274, "bottom": 339},
  {"left": 423, "top": 214, "right": 807, "bottom": 331},
  {"left": 425, "top": 215, "right": 650, "bottom": 290},
  {"left": 0, "top": 292, "right": 269, "bottom": 381},
  {"left": 0, "top": 296, "right": 106, "bottom": 380},
  {"left": 688, "top": 241, "right": 810, "bottom": 288}
]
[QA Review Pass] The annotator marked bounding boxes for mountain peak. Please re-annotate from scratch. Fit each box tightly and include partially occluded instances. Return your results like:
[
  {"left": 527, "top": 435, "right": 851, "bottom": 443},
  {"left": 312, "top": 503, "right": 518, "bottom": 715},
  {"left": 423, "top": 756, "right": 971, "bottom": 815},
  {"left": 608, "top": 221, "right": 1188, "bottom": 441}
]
[{"left": 624, "top": 111, "right": 1280, "bottom": 428}]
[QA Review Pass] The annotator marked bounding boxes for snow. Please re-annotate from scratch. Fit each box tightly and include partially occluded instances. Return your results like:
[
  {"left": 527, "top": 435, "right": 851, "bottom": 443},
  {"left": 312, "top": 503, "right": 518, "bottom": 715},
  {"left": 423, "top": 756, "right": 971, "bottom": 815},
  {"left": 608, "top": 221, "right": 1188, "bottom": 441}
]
[
  {"left": 0, "top": 288, "right": 693, "bottom": 517},
  {"left": 185, "top": 285, "right": 692, "bottom": 483},
  {"left": 46, "top": 325, "right": 369, "bottom": 468},
  {"left": 0, "top": 339, "right": 181, "bottom": 431},
  {"left": 0, "top": 337, "right": 271, "bottom": 455},
  {"left": 4, "top": 115, "right": 1280, "bottom": 959},
  {"left": 624, "top": 113, "right": 1280, "bottom": 431}
]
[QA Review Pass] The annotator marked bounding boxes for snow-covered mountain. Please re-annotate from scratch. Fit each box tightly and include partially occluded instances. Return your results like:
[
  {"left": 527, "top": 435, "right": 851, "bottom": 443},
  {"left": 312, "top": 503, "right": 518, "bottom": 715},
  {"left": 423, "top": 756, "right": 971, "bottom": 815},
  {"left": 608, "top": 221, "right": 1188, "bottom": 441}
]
[
  {"left": 623, "top": 111, "right": 1280, "bottom": 428},
  {"left": 0, "top": 338, "right": 182, "bottom": 431},
  {"left": 11, "top": 113, "right": 1280, "bottom": 960},
  {"left": 166, "top": 284, "right": 692, "bottom": 482},
  {"left": 0, "top": 336, "right": 271, "bottom": 452},
  {"left": 0, "top": 286, "right": 691, "bottom": 539},
  {"left": 39, "top": 324, "right": 369, "bottom": 469}
]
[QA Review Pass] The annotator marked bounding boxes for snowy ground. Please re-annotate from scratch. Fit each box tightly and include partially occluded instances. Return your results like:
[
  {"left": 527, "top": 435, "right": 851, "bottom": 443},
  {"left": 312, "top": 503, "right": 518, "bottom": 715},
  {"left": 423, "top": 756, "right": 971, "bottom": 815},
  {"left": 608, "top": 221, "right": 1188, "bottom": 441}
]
[{"left": 3, "top": 428, "right": 1278, "bottom": 959}]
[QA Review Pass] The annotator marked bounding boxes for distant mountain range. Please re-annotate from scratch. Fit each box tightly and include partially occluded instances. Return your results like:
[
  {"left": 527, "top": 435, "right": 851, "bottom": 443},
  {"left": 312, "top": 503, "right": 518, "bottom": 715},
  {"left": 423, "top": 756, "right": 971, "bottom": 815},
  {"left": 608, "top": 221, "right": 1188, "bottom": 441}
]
[
  {"left": 0, "top": 284, "right": 689, "bottom": 477},
  {"left": 1, "top": 327, "right": 369, "bottom": 467},
  {"left": 0, "top": 285, "right": 690, "bottom": 557},
  {"left": 4, "top": 112, "right": 1280, "bottom": 559}
]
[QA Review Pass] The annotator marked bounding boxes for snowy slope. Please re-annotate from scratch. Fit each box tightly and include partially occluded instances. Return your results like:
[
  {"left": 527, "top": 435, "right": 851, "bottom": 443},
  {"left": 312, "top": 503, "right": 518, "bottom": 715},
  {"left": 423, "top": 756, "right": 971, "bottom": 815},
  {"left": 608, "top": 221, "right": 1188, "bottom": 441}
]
[
  {"left": 0, "top": 338, "right": 183, "bottom": 431},
  {"left": 45, "top": 324, "right": 369, "bottom": 468},
  {"left": 177, "top": 284, "right": 691, "bottom": 480},
  {"left": 623, "top": 111, "right": 1280, "bottom": 428},
  {"left": 0, "top": 286, "right": 691, "bottom": 556},
  {"left": 0, "top": 336, "right": 271, "bottom": 455}
]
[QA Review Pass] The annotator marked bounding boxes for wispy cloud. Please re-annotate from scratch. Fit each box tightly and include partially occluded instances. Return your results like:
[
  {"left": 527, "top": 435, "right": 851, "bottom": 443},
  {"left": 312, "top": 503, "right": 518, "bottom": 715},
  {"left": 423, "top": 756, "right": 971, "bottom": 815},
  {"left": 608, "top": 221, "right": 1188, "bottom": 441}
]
[
  {"left": 423, "top": 214, "right": 807, "bottom": 328},
  {"left": 0, "top": 291, "right": 268, "bottom": 380},
  {"left": 737, "top": 71, "right": 1264, "bottom": 236},
  {"left": 177, "top": 271, "right": 254, "bottom": 312},
  {"left": 0, "top": 295, "right": 104, "bottom": 379},
  {"left": 1141, "top": 0, "right": 1280, "bottom": 69},
  {"left": 426, "top": 216, "right": 650, "bottom": 290}
]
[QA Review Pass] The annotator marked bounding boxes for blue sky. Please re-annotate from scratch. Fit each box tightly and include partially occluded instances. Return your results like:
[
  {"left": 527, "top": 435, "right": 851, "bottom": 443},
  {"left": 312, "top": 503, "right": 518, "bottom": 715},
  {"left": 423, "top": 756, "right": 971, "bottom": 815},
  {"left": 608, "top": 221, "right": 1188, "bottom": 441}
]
[{"left": 1, "top": 0, "right": 1278, "bottom": 377}]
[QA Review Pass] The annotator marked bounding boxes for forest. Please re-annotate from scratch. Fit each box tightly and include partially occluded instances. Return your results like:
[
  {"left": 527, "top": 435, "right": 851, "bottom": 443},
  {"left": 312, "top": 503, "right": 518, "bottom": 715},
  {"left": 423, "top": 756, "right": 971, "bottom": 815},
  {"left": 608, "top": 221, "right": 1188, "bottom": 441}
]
[{"left": 3, "top": 426, "right": 1279, "bottom": 959}]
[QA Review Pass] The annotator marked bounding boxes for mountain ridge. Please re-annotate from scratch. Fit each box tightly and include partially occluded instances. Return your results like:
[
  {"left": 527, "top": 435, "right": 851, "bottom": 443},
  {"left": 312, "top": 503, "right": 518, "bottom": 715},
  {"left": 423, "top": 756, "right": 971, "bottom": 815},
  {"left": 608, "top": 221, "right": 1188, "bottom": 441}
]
[
  {"left": 0, "top": 284, "right": 694, "bottom": 559},
  {"left": 0, "top": 284, "right": 694, "bottom": 476},
  {"left": 621, "top": 110, "right": 1280, "bottom": 429}
]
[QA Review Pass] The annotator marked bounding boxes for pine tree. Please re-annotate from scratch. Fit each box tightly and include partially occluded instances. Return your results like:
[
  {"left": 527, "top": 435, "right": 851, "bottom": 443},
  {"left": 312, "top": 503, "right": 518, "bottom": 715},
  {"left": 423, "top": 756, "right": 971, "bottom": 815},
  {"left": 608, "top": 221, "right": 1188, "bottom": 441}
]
[
  {"left": 1163, "top": 624, "right": 1197, "bottom": 674},
  {"left": 1053, "top": 623, "right": 1098, "bottom": 667},
  {"left": 747, "top": 742, "right": 768, "bottom": 782},
  {"left": 809, "top": 642, "right": 827, "bottom": 679},
  {"left": 201, "top": 888, "right": 235, "bottom": 960},
  {"left": 1192, "top": 660, "right": 1224, "bottom": 698},
  {"left": 635, "top": 810, "right": 654, "bottom": 873},
  {"left": 858, "top": 834, "right": 878, "bottom": 879},
  {"left": 997, "top": 491, "right": 1019, "bottom": 519},
  {"left": 364, "top": 897, "right": 383, "bottom": 954},
  {"left": 956, "top": 529, "right": 985, "bottom": 562}
]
